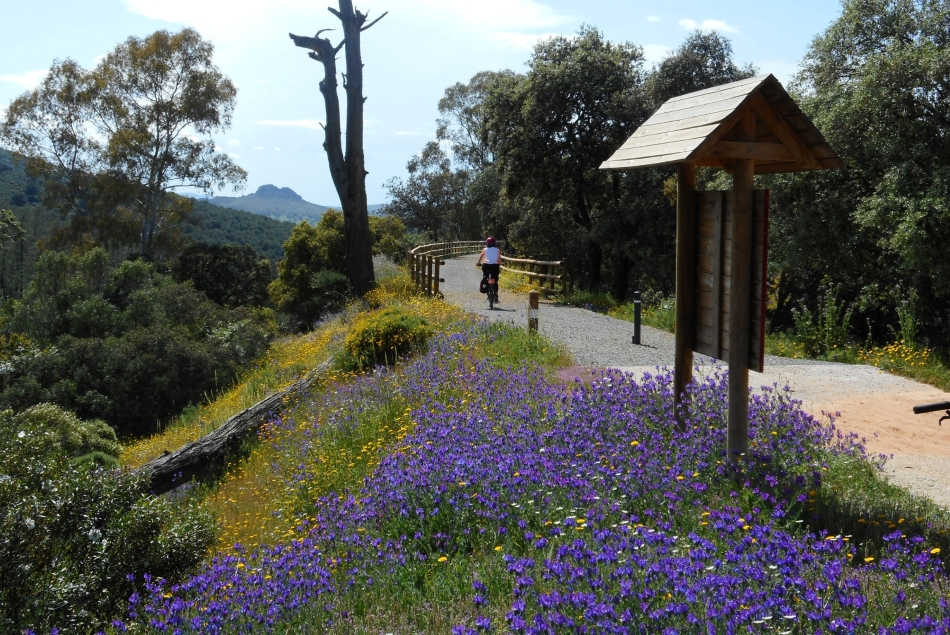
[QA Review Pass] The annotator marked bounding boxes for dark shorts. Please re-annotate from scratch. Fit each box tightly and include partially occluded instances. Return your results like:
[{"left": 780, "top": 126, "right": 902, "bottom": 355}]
[{"left": 481, "top": 263, "right": 500, "bottom": 279}]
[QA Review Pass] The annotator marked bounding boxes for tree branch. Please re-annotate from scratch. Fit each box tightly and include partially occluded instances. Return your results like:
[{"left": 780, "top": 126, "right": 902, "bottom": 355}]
[{"left": 361, "top": 11, "right": 388, "bottom": 31}]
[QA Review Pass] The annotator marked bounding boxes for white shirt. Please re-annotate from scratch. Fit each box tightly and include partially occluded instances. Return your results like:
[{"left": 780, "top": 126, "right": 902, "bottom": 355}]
[{"left": 481, "top": 247, "right": 500, "bottom": 264}]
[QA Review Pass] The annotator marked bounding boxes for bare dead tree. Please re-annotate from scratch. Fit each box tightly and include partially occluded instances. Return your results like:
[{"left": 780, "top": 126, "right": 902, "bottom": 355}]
[{"left": 289, "top": 1, "right": 386, "bottom": 297}]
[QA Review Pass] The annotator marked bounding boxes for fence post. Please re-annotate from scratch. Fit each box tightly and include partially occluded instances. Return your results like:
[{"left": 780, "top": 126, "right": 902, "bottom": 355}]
[
  {"left": 434, "top": 259, "right": 442, "bottom": 296},
  {"left": 633, "top": 290, "right": 642, "bottom": 345},
  {"left": 529, "top": 290, "right": 539, "bottom": 333},
  {"left": 426, "top": 256, "right": 434, "bottom": 296}
]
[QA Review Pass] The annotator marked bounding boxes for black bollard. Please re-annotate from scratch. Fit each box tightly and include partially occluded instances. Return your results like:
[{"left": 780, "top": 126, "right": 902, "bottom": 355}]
[{"left": 632, "top": 290, "right": 642, "bottom": 345}]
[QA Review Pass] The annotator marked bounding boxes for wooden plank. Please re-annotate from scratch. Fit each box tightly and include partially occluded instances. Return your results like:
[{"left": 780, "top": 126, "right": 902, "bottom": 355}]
[
  {"left": 674, "top": 163, "right": 697, "bottom": 428},
  {"left": 710, "top": 192, "right": 724, "bottom": 359},
  {"left": 644, "top": 96, "right": 748, "bottom": 127},
  {"left": 665, "top": 75, "right": 766, "bottom": 104},
  {"left": 750, "top": 93, "right": 821, "bottom": 170},
  {"left": 601, "top": 151, "right": 693, "bottom": 170},
  {"left": 728, "top": 113, "right": 756, "bottom": 459},
  {"left": 710, "top": 141, "right": 794, "bottom": 162},
  {"left": 607, "top": 138, "right": 706, "bottom": 162},
  {"left": 655, "top": 81, "right": 766, "bottom": 115},
  {"left": 619, "top": 124, "right": 719, "bottom": 150}
]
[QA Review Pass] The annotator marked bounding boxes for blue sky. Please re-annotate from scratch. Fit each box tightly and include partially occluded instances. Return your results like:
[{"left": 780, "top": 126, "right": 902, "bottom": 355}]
[{"left": 0, "top": 0, "right": 843, "bottom": 207}]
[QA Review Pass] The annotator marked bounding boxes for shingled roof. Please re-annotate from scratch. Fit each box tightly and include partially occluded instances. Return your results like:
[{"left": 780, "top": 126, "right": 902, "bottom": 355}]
[{"left": 600, "top": 74, "right": 843, "bottom": 174}]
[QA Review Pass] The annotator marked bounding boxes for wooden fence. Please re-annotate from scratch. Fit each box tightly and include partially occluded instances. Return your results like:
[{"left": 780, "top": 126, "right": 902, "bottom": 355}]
[
  {"left": 408, "top": 241, "right": 567, "bottom": 297},
  {"left": 500, "top": 256, "right": 568, "bottom": 294}
]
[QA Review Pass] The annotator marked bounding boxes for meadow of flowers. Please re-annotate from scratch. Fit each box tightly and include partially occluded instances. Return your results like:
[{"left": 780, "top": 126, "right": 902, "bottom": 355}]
[{"left": 104, "top": 314, "right": 950, "bottom": 635}]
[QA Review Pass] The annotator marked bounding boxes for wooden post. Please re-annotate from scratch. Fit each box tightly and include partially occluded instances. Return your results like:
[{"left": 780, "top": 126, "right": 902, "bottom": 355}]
[
  {"left": 728, "top": 112, "right": 757, "bottom": 461},
  {"left": 528, "top": 290, "right": 539, "bottom": 333},
  {"left": 674, "top": 163, "right": 697, "bottom": 428},
  {"left": 426, "top": 255, "right": 434, "bottom": 296},
  {"left": 434, "top": 259, "right": 442, "bottom": 296}
]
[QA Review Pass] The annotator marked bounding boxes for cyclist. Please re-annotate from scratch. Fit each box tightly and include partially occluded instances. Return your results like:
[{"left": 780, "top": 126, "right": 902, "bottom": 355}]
[{"left": 476, "top": 236, "right": 501, "bottom": 302}]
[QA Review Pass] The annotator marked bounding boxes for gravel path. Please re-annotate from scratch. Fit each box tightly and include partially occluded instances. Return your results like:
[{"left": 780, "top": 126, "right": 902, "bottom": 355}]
[{"left": 440, "top": 254, "right": 950, "bottom": 507}]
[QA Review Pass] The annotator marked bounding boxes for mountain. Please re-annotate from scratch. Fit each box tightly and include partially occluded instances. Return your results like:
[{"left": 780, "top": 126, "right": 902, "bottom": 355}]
[{"left": 207, "top": 184, "right": 386, "bottom": 223}]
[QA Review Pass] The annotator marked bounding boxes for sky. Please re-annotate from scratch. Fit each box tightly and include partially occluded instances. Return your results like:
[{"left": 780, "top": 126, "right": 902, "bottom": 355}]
[{"left": 0, "top": 0, "right": 844, "bottom": 207}]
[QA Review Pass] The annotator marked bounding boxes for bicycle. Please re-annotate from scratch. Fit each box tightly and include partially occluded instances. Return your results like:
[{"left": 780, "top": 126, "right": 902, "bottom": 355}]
[
  {"left": 479, "top": 263, "right": 500, "bottom": 310},
  {"left": 912, "top": 400, "right": 950, "bottom": 425}
]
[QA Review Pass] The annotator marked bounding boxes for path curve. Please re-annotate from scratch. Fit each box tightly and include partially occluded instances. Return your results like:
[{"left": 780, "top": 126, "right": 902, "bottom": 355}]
[{"left": 440, "top": 254, "right": 950, "bottom": 507}]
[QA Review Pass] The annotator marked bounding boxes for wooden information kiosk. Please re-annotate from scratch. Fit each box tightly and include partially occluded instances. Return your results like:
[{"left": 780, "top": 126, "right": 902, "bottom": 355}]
[{"left": 600, "top": 74, "right": 843, "bottom": 460}]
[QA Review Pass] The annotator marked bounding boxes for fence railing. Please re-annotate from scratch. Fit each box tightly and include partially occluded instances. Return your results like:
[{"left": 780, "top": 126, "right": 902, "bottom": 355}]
[
  {"left": 500, "top": 256, "right": 568, "bottom": 294},
  {"left": 407, "top": 241, "right": 484, "bottom": 297},
  {"left": 407, "top": 241, "right": 567, "bottom": 297}
]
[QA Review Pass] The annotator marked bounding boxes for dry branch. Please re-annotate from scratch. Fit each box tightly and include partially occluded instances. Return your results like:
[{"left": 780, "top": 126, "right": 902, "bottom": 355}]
[{"left": 133, "top": 360, "right": 333, "bottom": 495}]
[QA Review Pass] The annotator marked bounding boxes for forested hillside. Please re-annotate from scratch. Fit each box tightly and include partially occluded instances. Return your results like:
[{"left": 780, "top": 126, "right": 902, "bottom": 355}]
[
  {"left": 0, "top": 148, "right": 295, "bottom": 291},
  {"left": 185, "top": 198, "right": 294, "bottom": 261}
]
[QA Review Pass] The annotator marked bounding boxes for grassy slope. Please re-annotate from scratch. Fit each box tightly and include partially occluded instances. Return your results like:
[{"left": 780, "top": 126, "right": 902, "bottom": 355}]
[{"left": 112, "top": 272, "right": 950, "bottom": 634}]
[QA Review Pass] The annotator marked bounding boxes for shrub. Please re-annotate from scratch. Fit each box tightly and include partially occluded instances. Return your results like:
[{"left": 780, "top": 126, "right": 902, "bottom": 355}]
[
  {"left": 13, "top": 402, "right": 119, "bottom": 465},
  {"left": 340, "top": 306, "right": 432, "bottom": 370},
  {"left": 0, "top": 250, "right": 279, "bottom": 436},
  {"left": 0, "top": 408, "right": 215, "bottom": 634},
  {"left": 792, "top": 282, "right": 855, "bottom": 359}
]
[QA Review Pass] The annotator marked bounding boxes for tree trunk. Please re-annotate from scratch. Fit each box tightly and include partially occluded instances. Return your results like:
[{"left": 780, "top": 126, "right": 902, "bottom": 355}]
[
  {"left": 611, "top": 255, "right": 630, "bottom": 302},
  {"left": 134, "top": 360, "right": 331, "bottom": 494},
  {"left": 291, "top": 0, "right": 386, "bottom": 297}
]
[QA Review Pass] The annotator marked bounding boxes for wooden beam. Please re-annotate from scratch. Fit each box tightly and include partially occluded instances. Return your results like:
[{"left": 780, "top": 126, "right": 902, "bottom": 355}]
[
  {"left": 728, "top": 113, "right": 756, "bottom": 462},
  {"left": 750, "top": 93, "right": 821, "bottom": 170},
  {"left": 674, "top": 163, "right": 697, "bottom": 429},
  {"left": 710, "top": 141, "right": 793, "bottom": 162}
]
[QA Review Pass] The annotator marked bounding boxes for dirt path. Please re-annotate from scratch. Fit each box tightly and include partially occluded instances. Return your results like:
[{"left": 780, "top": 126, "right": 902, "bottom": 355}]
[{"left": 440, "top": 255, "right": 950, "bottom": 507}]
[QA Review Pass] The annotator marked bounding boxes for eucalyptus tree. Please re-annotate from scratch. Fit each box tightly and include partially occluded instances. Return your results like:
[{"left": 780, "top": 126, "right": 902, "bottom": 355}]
[
  {"left": 383, "top": 142, "right": 469, "bottom": 242},
  {"left": 1, "top": 29, "right": 247, "bottom": 260},
  {"left": 289, "top": 0, "right": 386, "bottom": 296}
]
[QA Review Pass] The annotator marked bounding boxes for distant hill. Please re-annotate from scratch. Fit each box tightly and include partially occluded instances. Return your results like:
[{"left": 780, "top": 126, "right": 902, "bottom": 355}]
[
  {"left": 185, "top": 199, "right": 295, "bottom": 262},
  {"left": 0, "top": 148, "right": 295, "bottom": 289},
  {"left": 206, "top": 184, "right": 385, "bottom": 223},
  {"left": 209, "top": 185, "right": 328, "bottom": 223}
]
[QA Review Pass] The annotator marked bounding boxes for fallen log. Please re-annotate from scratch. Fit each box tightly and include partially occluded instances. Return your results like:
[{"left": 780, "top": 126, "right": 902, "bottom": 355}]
[{"left": 134, "top": 359, "right": 333, "bottom": 495}]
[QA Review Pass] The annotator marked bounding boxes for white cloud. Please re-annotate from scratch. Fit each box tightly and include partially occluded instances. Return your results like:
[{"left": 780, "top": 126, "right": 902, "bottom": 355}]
[
  {"left": 679, "top": 18, "right": 739, "bottom": 33},
  {"left": 418, "top": 0, "right": 572, "bottom": 30},
  {"left": 253, "top": 146, "right": 265, "bottom": 151},
  {"left": 646, "top": 16, "right": 661, "bottom": 23},
  {"left": 0, "top": 69, "right": 47, "bottom": 90},
  {"left": 257, "top": 119, "right": 325, "bottom": 130},
  {"left": 227, "top": 139, "right": 242, "bottom": 147},
  {"left": 642, "top": 44, "right": 672, "bottom": 64},
  {"left": 394, "top": 131, "right": 421, "bottom": 136},
  {"left": 228, "top": 153, "right": 241, "bottom": 158},
  {"left": 274, "top": 147, "right": 281, "bottom": 151},
  {"left": 124, "top": 0, "right": 572, "bottom": 41},
  {"left": 493, "top": 32, "right": 558, "bottom": 50}
]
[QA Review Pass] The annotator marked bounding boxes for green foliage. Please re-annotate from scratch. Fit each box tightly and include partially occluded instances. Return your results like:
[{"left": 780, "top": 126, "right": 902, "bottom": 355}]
[
  {"left": 269, "top": 215, "right": 350, "bottom": 329},
  {"left": 12, "top": 403, "right": 119, "bottom": 463},
  {"left": 175, "top": 243, "right": 273, "bottom": 308},
  {"left": 0, "top": 248, "right": 278, "bottom": 436},
  {"left": 767, "top": 0, "right": 950, "bottom": 350},
  {"left": 0, "top": 407, "right": 215, "bottom": 634},
  {"left": 383, "top": 142, "right": 470, "bottom": 241},
  {"left": 368, "top": 214, "right": 409, "bottom": 263},
  {"left": 792, "top": 283, "right": 856, "bottom": 360},
  {"left": 340, "top": 306, "right": 433, "bottom": 371},
  {"left": 185, "top": 197, "right": 296, "bottom": 262},
  {"left": 0, "top": 28, "right": 246, "bottom": 259}
]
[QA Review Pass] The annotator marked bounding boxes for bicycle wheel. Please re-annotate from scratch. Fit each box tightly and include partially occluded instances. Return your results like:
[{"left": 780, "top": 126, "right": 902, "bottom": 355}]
[{"left": 488, "top": 291, "right": 495, "bottom": 310}]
